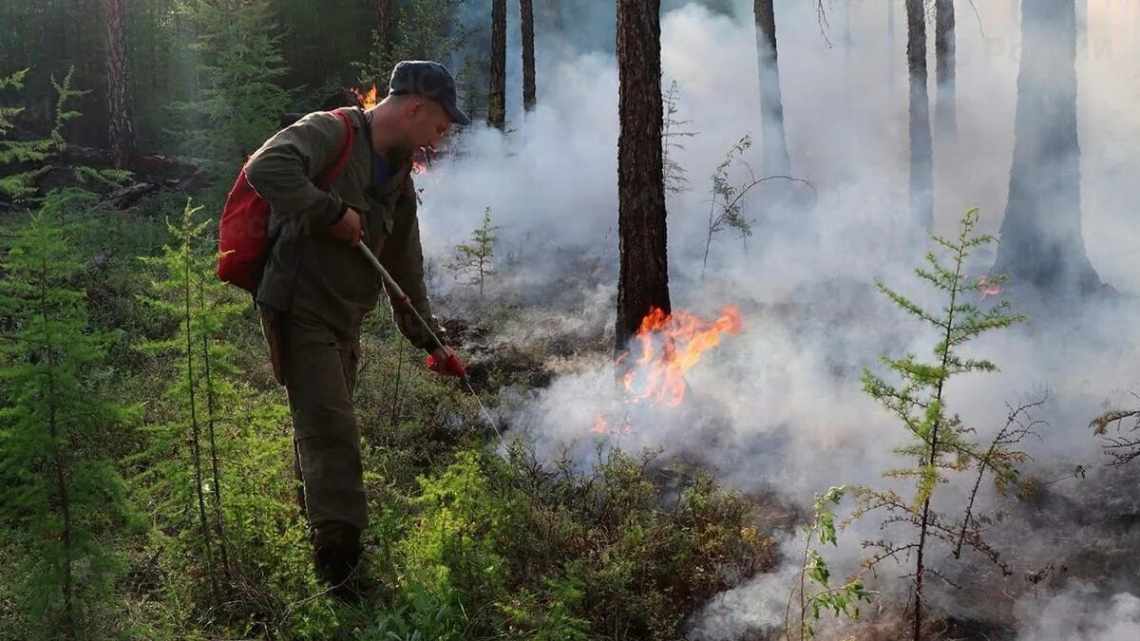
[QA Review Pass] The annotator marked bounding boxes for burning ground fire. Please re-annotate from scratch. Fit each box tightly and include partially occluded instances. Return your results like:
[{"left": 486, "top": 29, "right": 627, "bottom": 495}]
[{"left": 593, "top": 305, "right": 744, "bottom": 435}]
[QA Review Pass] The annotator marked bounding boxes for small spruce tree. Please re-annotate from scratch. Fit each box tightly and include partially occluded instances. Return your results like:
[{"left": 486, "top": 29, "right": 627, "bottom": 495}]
[
  {"left": 855, "top": 209, "right": 1031, "bottom": 640},
  {"left": 0, "top": 189, "right": 136, "bottom": 638},
  {"left": 450, "top": 206, "right": 498, "bottom": 298}
]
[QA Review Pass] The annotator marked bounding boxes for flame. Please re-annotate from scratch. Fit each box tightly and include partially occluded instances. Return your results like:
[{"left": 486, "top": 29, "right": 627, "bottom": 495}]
[
  {"left": 412, "top": 146, "right": 434, "bottom": 175},
  {"left": 352, "top": 83, "right": 380, "bottom": 109},
  {"left": 621, "top": 305, "right": 743, "bottom": 408},
  {"left": 977, "top": 276, "right": 1002, "bottom": 299}
]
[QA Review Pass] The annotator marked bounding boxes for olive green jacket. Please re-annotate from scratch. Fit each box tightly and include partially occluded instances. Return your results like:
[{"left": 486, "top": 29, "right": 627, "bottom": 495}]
[{"left": 245, "top": 107, "right": 441, "bottom": 351}]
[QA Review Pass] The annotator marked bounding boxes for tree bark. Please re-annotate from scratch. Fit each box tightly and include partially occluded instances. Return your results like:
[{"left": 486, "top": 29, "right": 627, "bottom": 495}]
[
  {"left": 615, "top": 0, "right": 670, "bottom": 355},
  {"left": 103, "top": 0, "right": 134, "bottom": 168},
  {"left": 935, "top": 0, "right": 957, "bottom": 135},
  {"left": 906, "top": 0, "right": 934, "bottom": 231},
  {"left": 520, "top": 0, "right": 537, "bottom": 111},
  {"left": 753, "top": 0, "right": 790, "bottom": 175},
  {"left": 488, "top": 0, "right": 507, "bottom": 129},
  {"left": 993, "top": 0, "right": 1103, "bottom": 295},
  {"left": 376, "top": 0, "right": 393, "bottom": 96}
]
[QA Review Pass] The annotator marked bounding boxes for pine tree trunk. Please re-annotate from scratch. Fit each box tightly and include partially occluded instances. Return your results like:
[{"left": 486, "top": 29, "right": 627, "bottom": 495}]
[
  {"left": 488, "top": 0, "right": 507, "bottom": 129},
  {"left": 753, "top": 0, "right": 790, "bottom": 175},
  {"left": 521, "top": 0, "right": 536, "bottom": 111},
  {"left": 889, "top": 0, "right": 897, "bottom": 92},
  {"left": 103, "top": 0, "right": 134, "bottom": 168},
  {"left": 376, "top": 0, "right": 393, "bottom": 95},
  {"left": 906, "top": 0, "right": 934, "bottom": 231},
  {"left": 993, "top": 0, "right": 1102, "bottom": 295},
  {"left": 935, "top": 0, "right": 957, "bottom": 135},
  {"left": 615, "top": 0, "right": 670, "bottom": 355}
]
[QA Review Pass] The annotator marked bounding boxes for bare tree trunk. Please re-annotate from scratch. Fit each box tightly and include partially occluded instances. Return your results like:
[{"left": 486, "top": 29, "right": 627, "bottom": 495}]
[
  {"left": 488, "top": 0, "right": 507, "bottom": 130},
  {"left": 906, "top": 0, "right": 934, "bottom": 231},
  {"left": 615, "top": 0, "right": 670, "bottom": 355},
  {"left": 753, "top": 0, "right": 790, "bottom": 175},
  {"left": 993, "top": 0, "right": 1103, "bottom": 295},
  {"left": 102, "top": 0, "right": 133, "bottom": 168},
  {"left": 521, "top": 0, "right": 536, "bottom": 111},
  {"left": 935, "top": 0, "right": 958, "bottom": 135}
]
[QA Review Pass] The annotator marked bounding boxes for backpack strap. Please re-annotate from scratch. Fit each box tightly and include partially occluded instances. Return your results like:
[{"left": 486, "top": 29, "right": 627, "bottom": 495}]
[{"left": 316, "top": 108, "right": 356, "bottom": 189}]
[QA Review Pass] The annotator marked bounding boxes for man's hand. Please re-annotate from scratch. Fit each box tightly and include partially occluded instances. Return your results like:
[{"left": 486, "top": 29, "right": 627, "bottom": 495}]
[
  {"left": 426, "top": 346, "right": 466, "bottom": 378},
  {"left": 329, "top": 207, "right": 363, "bottom": 245}
]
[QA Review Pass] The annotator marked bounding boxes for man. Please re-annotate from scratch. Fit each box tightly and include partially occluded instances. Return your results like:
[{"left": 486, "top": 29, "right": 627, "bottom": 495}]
[{"left": 244, "top": 60, "right": 469, "bottom": 594}]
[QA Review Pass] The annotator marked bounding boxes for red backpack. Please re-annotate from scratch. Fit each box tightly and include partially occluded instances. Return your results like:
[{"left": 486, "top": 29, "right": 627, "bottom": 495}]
[{"left": 217, "top": 109, "right": 355, "bottom": 292}]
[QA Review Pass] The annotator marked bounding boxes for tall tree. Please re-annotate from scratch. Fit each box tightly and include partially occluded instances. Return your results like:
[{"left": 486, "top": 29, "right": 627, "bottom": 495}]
[
  {"left": 102, "top": 0, "right": 134, "bottom": 168},
  {"left": 615, "top": 0, "right": 670, "bottom": 355},
  {"left": 906, "top": 0, "right": 934, "bottom": 231},
  {"left": 753, "top": 0, "right": 790, "bottom": 175},
  {"left": 375, "top": 0, "right": 393, "bottom": 95},
  {"left": 520, "top": 0, "right": 536, "bottom": 112},
  {"left": 993, "top": 0, "right": 1102, "bottom": 294},
  {"left": 935, "top": 0, "right": 957, "bottom": 135},
  {"left": 488, "top": 0, "right": 507, "bottom": 129}
]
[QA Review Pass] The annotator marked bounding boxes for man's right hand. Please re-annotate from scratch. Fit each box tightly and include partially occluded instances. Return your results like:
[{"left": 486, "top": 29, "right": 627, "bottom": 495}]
[{"left": 329, "top": 206, "right": 364, "bottom": 245}]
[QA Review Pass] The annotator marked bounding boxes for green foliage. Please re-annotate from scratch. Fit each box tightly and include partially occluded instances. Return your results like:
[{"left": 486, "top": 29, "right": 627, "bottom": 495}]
[
  {"left": 356, "top": 0, "right": 466, "bottom": 89},
  {"left": 703, "top": 134, "right": 768, "bottom": 276},
  {"left": 853, "top": 209, "right": 1028, "bottom": 638},
  {"left": 130, "top": 199, "right": 340, "bottom": 637},
  {"left": 0, "top": 67, "right": 89, "bottom": 201},
  {"left": 787, "top": 486, "right": 873, "bottom": 640},
  {"left": 170, "top": 0, "right": 291, "bottom": 167},
  {"left": 0, "top": 188, "right": 138, "bottom": 638},
  {"left": 662, "top": 79, "right": 698, "bottom": 196},
  {"left": 450, "top": 207, "right": 498, "bottom": 298}
]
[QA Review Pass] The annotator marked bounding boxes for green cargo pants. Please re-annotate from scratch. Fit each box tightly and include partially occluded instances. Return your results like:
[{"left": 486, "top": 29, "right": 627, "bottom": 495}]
[{"left": 281, "top": 313, "right": 367, "bottom": 532}]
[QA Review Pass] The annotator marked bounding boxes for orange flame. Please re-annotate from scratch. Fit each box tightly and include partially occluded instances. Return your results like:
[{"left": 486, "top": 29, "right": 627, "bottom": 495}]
[
  {"left": 977, "top": 276, "right": 1002, "bottom": 299},
  {"left": 354, "top": 83, "right": 379, "bottom": 109},
  {"left": 620, "top": 305, "right": 743, "bottom": 407}
]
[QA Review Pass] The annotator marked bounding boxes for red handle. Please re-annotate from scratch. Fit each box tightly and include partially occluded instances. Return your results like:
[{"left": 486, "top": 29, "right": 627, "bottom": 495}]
[{"left": 426, "top": 353, "right": 466, "bottom": 378}]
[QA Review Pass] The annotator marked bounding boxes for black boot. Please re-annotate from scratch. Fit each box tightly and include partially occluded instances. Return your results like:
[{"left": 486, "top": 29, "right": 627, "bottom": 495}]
[{"left": 312, "top": 522, "right": 365, "bottom": 602}]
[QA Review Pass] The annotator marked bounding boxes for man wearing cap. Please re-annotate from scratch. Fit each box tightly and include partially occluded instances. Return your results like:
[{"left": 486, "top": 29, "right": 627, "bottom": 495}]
[{"left": 244, "top": 60, "right": 471, "bottom": 596}]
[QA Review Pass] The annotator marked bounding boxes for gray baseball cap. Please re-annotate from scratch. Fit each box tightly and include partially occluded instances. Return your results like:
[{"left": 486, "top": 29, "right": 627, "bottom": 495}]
[{"left": 388, "top": 60, "right": 471, "bottom": 126}]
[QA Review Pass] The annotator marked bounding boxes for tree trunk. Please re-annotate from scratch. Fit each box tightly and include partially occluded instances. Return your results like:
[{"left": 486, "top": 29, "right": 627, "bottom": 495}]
[
  {"left": 906, "top": 0, "right": 934, "bottom": 231},
  {"left": 521, "top": 0, "right": 537, "bottom": 112},
  {"left": 376, "top": 0, "right": 393, "bottom": 96},
  {"left": 993, "top": 0, "right": 1103, "bottom": 295},
  {"left": 103, "top": 0, "right": 134, "bottom": 168},
  {"left": 488, "top": 0, "right": 507, "bottom": 130},
  {"left": 615, "top": 0, "right": 670, "bottom": 355},
  {"left": 935, "top": 0, "right": 957, "bottom": 135},
  {"left": 889, "top": 0, "right": 896, "bottom": 92},
  {"left": 753, "top": 0, "right": 790, "bottom": 175}
]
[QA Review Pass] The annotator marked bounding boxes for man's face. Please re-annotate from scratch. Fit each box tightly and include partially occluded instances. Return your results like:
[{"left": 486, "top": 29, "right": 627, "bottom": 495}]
[{"left": 405, "top": 98, "right": 452, "bottom": 150}]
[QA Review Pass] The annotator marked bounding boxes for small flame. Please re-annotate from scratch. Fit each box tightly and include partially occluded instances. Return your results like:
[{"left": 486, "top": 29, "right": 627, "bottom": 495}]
[
  {"left": 353, "top": 83, "right": 379, "bottom": 109},
  {"left": 977, "top": 276, "right": 1002, "bottom": 299},
  {"left": 622, "top": 305, "right": 743, "bottom": 407},
  {"left": 412, "top": 146, "right": 435, "bottom": 175}
]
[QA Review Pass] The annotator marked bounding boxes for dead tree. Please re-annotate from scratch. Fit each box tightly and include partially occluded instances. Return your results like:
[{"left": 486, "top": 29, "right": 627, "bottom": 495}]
[
  {"left": 615, "top": 0, "right": 670, "bottom": 355},
  {"left": 521, "top": 0, "right": 536, "bottom": 111},
  {"left": 906, "top": 0, "right": 934, "bottom": 231},
  {"left": 488, "top": 0, "right": 507, "bottom": 129},
  {"left": 935, "top": 0, "right": 958, "bottom": 135},
  {"left": 992, "top": 0, "right": 1103, "bottom": 295},
  {"left": 753, "top": 0, "right": 790, "bottom": 175},
  {"left": 102, "top": 0, "right": 134, "bottom": 168}
]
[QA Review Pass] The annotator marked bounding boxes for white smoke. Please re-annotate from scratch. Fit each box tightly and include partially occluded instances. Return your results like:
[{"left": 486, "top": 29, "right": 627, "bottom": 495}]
[{"left": 411, "top": 0, "right": 1140, "bottom": 638}]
